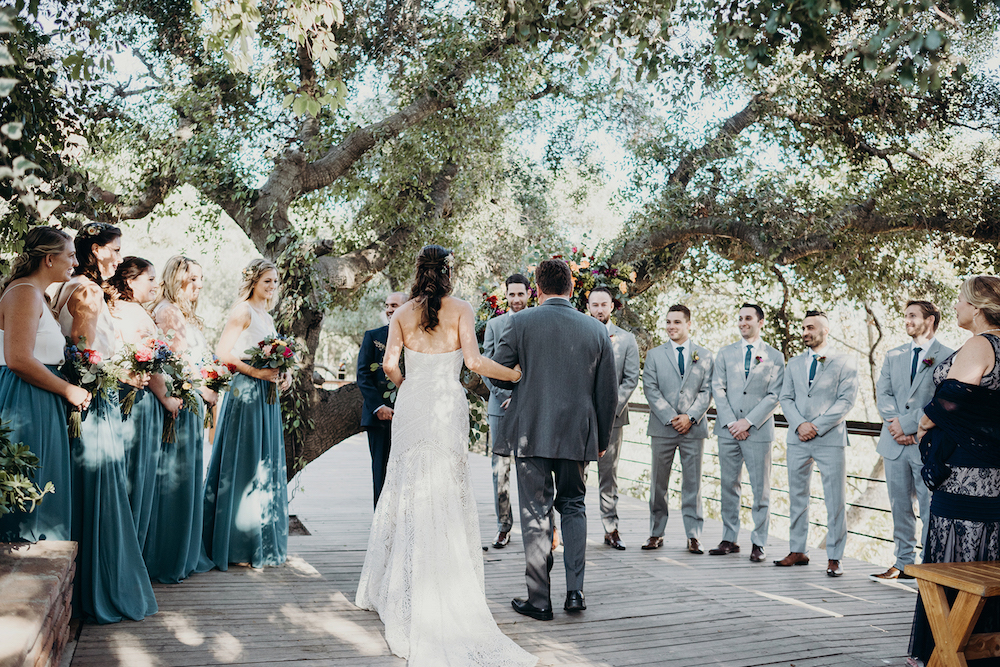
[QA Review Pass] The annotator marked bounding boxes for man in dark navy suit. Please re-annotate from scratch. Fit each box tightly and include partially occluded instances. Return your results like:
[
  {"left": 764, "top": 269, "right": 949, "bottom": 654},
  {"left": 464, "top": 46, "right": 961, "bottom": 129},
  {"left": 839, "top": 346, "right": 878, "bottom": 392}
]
[{"left": 357, "top": 292, "right": 408, "bottom": 507}]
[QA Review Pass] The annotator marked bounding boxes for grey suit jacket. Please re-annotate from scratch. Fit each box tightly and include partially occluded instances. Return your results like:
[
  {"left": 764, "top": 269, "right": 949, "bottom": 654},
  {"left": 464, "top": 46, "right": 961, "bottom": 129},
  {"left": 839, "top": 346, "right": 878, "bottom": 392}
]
[
  {"left": 643, "top": 341, "right": 713, "bottom": 440},
  {"left": 780, "top": 349, "right": 860, "bottom": 447},
  {"left": 712, "top": 340, "right": 785, "bottom": 443},
  {"left": 483, "top": 312, "right": 513, "bottom": 417},
  {"left": 875, "top": 339, "right": 952, "bottom": 460},
  {"left": 608, "top": 322, "right": 640, "bottom": 428},
  {"left": 491, "top": 298, "right": 618, "bottom": 461}
]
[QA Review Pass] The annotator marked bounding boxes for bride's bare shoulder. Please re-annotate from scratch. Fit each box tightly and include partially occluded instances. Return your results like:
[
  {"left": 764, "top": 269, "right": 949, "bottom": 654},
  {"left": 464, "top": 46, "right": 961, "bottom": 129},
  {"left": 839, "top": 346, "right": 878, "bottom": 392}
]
[{"left": 441, "top": 296, "right": 474, "bottom": 313}]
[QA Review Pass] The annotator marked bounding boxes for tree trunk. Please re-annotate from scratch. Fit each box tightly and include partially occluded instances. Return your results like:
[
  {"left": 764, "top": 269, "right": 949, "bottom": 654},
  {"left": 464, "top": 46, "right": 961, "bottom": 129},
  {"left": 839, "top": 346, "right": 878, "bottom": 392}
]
[{"left": 285, "top": 382, "right": 365, "bottom": 481}]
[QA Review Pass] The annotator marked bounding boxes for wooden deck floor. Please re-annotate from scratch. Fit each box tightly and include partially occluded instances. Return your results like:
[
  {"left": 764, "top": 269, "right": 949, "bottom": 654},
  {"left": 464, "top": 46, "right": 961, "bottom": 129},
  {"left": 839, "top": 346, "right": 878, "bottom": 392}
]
[{"left": 70, "top": 435, "right": 919, "bottom": 667}]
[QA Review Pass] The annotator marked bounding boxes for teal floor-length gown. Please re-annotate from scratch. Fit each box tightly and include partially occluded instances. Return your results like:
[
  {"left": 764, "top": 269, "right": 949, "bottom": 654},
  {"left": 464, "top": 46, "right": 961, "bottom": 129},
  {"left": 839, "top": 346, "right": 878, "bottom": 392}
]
[
  {"left": 120, "top": 385, "right": 162, "bottom": 549},
  {"left": 203, "top": 372, "right": 288, "bottom": 570},
  {"left": 143, "top": 393, "right": 213, "bottom": 583}
]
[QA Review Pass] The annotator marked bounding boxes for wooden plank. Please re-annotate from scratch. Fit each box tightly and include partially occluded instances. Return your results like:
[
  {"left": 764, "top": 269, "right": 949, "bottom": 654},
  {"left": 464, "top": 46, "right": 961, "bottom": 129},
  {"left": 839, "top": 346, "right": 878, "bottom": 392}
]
[{"left": 68, "top": 434, "right": 923, "bottom": 667}]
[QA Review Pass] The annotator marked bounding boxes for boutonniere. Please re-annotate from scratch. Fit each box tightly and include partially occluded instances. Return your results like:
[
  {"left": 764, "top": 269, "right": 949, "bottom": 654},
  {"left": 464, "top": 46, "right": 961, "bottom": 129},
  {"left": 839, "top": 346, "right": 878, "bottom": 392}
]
[
  {"left": 923, "top": 357, "right": 935, "bottom": 367},
  {"left": 817, "top": 356, "right": 827, "bottom": 364},
  {"left": 373, "top": 339, "right": 386, "bottom": 352},
  {"left": 754, "top": 355, "right": 762, "bottom": 365},
  {"left": 691, "top": 351, "right": 700, "bottom": 364}
]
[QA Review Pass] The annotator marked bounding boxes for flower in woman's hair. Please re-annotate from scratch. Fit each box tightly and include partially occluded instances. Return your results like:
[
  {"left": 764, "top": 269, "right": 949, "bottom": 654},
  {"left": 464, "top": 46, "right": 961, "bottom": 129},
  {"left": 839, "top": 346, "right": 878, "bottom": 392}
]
[
  {"left": 923, "top": 357, "right": 935, "bottom": 367},
  {"left": 80, "top": 223, "right": 102, "bottom": 237}
]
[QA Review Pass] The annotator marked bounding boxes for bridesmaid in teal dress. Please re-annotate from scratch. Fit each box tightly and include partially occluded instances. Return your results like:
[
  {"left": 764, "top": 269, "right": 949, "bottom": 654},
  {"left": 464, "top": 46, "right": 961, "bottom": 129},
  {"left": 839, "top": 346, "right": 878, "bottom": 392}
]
[
  {"left": 204, "top": 258, "right": 289, "bottom": 570},
  {"left": 144, "top": 255, "right": 214, "bottom": 583},
  {"left": 0, "top": 227, "right": 90, "bottom": 543},
  {"left": 108, "top": 257, "right": 167, "bottom": 550},
  {"left": 54, "top": 222, "right": 157, "bottom": 624}
]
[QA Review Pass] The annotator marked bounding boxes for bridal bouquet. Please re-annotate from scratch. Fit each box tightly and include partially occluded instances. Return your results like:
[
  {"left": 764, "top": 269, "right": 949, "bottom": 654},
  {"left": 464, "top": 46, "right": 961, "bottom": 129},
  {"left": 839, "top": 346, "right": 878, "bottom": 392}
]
[
  {"left": 161, "top": 350, "right": 201, "bottom": 443},
  {"left": 245, "top": 335, "right": 299, "bottom": 404},
  {"left": 61, "top": 337, "right": 118, "bottom": 438},
  {"left": 117, "top": 337, "right": 173, "bottom": 417},
  {"left": 200, "top": 355, "right": 237, "bottom": 428}
]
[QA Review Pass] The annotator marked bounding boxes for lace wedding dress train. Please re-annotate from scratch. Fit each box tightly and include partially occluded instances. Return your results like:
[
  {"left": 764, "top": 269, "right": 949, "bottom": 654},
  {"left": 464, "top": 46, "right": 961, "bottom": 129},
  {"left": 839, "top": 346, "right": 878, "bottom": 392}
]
[{"left": 356, "top": 348, "right": 537, "bottom": 667}]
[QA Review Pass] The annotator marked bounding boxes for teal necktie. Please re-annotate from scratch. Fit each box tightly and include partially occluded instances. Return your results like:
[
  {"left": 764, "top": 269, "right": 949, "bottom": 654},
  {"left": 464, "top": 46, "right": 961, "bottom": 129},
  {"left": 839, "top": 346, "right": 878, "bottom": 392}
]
[
  {"left": 744, "top": 345, "right": 752, "bottom": 378},
  {"left": 677, "top": 346, "right": 685, "bottom": 376},
  {"left": 911, "top": 347, "right": 922, "bottom": 384},
  {"left": 809, "top": 354, "right": 818, "bottom": 386}
]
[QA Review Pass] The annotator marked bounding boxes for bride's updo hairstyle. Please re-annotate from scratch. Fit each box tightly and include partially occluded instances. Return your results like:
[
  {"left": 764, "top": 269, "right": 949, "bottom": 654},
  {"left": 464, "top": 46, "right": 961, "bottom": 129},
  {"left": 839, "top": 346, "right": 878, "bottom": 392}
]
[
  {"left": 410, "top": 244, "right": 453, "bottom": 331},
  {"left": 960, "top": 276, "right": 1000, "bottom": 327}
]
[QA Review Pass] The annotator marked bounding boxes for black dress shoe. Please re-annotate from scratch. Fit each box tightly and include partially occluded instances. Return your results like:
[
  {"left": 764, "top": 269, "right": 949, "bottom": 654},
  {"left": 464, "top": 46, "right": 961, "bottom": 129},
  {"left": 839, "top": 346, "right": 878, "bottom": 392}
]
[
  {"left": 512, "top": 598, "right": 553, "bottom": 621},
  {"left": 750, "top": 544, "right": 765, "bottom": 562},
  {"left": 708, "top": 540, "right": 740, "bottom": 555},
  {"left": 564, "top": 590, "right": 586, "bottom": 612}
]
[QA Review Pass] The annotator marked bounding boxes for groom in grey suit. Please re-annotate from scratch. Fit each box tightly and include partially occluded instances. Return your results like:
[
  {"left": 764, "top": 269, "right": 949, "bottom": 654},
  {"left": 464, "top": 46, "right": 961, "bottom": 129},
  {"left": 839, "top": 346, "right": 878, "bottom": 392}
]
[
  {"left": 492, "top": 259, "right": 618, "bottom": 620},
  {"left": 641, "top": 304, "right": 713, "bottom": 553},
  {"left": 776, "top": 310, "right": 859, "bottom": 577},
  {"left": 871, "top": 301, "right": 952, "bottom": 580},
  {"left": 710, "top": 303, "right": 785, "bottom": 562}
]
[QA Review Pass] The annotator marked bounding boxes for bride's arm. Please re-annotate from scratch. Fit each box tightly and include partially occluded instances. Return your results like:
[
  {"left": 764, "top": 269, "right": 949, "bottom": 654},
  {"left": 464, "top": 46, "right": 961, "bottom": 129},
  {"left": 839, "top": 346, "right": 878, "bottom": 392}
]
[
  {"left": 459, "top": 301, "right": 520, "bottom": 383},
  {"left": 383, "top": 309, "right": 405, "bottom": 387}
]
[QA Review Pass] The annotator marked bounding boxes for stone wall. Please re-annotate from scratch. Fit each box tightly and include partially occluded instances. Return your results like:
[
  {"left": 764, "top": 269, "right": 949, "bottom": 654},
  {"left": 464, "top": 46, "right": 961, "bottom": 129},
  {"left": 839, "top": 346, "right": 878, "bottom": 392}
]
[{"left": 0, "top": 541, "right": 77, "bottom": 667}]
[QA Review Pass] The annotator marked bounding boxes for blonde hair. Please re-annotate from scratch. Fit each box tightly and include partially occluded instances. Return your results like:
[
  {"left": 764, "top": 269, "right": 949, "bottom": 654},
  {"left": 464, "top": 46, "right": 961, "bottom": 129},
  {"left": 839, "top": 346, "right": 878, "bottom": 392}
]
[
  {"left": 1, "top": 226, "right": 72, "bottom": 296},
  {"left": 960, "top": 276, "right": 1000, "bottom": 328},
  {"left": 237, "top": 258, "right": 279, "bottom": 309},
  {"left": 154, "top": 255, "right": 204, "bottom": 327}
]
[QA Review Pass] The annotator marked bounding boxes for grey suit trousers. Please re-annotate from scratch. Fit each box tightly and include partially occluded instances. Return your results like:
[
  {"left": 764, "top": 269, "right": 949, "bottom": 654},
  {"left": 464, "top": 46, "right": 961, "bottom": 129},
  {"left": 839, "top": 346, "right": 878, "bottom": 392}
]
[
  {"left": 598, "top": 425, "right": 625, "bottom": 533},
  {"left": 884, "top": 444, "right": 930, "bottom": 569},
  {"left": 516, "top": 457, "right": 587, "bottom": 609},
  {"left": 649, "top": 436, "right": 704, "bottom": 539},
  {"left": 787, "top": 442, "right": 847, "bottom": 559},
  {"left": 718, "top": 436, "right": 772, "bottom": 547},
  {"left": 489, "top": 414, "right": 514, "bottom": 532}
]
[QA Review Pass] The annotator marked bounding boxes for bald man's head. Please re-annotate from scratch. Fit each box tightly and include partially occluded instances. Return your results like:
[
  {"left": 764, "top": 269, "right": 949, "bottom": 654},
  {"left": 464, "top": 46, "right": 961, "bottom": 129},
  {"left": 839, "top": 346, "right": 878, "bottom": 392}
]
[{"left": 385, "top": 292, "right": 408, "bottom": 321}]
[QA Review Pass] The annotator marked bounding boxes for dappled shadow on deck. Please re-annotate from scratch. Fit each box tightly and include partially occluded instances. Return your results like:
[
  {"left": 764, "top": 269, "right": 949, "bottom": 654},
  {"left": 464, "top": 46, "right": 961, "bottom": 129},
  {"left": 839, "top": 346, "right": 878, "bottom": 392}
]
[{"left": 72, "top": 435, "right": 917, "bottom": 667}]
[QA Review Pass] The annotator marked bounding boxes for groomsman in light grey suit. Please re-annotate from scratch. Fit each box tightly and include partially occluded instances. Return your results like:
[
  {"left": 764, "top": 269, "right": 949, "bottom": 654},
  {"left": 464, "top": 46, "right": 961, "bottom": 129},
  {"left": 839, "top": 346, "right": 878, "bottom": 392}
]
[
  {"left": 492, "top": 259, "right": 618, "bottom": 620},
  {"left": 871, "top": 301, "right": 952, "bottom": 581},
  {"left": 776, "top": 310, "right": 859, "bottom": 577},
  {"left": 641, "top": 304, "right": 713, "bottom": 553},
  {"left": 482, "top": 273, "right": 531, "bottom": 549},
  {"left": 587, "top": 286, "right": 640, "bottom": 551},
  {"left": 710, "top": 303, "right": 785, "bottom": 562}
]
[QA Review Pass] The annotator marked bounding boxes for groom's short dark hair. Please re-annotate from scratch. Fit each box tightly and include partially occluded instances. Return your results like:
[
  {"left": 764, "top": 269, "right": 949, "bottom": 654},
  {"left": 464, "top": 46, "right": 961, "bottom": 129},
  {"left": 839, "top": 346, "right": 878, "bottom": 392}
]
[
  {"left": 906, "top": 300, "right": 941, "bottom": 332},
  {"left": 536, "top": 259, "right": 572, "bottom": 296}
]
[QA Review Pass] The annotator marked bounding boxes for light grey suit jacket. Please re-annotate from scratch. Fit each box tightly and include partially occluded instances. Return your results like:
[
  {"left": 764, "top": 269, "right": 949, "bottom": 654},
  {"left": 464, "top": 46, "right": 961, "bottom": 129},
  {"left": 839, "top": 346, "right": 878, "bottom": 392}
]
[
  {"left": 780, "top": 349, "right": 859, "bottom": 447},
  {"left": 712, "top": 340, "right": 785, "bottom": 443},
  {"left": 643, "top": 341, "right": 713, "bottom": 440},
  {"left": 875, "top": 339, "right": 952, "bottom": 460},
  {"left": 482, "top": 312, "right": 513, "bottom": 417},
  {"left": 608, "top": 322, "right": 640, "bottom": 428},
  {"left": 492, "top": 298, "right": 618, "bottom": 461}
]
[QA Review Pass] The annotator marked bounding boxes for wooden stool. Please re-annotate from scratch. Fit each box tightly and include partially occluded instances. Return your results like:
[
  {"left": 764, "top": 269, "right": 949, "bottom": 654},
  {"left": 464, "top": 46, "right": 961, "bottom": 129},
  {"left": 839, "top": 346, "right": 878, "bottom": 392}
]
[{"left": 906, "top": 561, "right": 1000, "bottom": 667}]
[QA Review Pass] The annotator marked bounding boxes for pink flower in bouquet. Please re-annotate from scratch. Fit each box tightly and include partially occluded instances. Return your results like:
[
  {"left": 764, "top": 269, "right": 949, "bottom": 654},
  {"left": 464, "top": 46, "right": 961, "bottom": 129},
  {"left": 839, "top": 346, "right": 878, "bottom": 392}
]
[
  {"left": 282, "top": 347, "right": 293, "bottom": 359},
  {"left": 85, "top": 350, "right": 102, "bottom": 364},
  {"left": 262, "top": 344, "right": 274, "bottom": 356},
  {"left": 134, "top": 347, "right": 153, "bottom": 363}
]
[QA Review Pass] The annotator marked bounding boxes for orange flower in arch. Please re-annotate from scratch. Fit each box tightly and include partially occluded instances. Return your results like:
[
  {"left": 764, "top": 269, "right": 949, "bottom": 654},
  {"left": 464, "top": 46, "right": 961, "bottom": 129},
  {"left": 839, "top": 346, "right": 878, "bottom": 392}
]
[{"left": 618, "top": 281, "right": 628, "bottom": 293}]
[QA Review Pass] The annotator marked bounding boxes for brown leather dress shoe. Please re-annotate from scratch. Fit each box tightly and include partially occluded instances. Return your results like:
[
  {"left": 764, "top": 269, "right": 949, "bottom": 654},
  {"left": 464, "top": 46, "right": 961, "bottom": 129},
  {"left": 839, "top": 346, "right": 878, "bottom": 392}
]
[
  {"left": 708, "top": 540, "right": 740, "bottom": 555},
  {"left": 750, "top": 544, "right": 765, "bottom": 562},
  {"left": 827, "top": 560, "right": 844, "bottom": 577},
  {"left": 687, "top": 538, "right": 703, "bottom": 554},
  {"left": 869, "top": 566, "right": 914, "bottom": 580},
  {"left": 774, "top": 552, "right": 810, "bottom": 566},
  {"left": 604, "top": 529, "right": 626, "bottom": 550},
  {"left": 641, "top": 536, "right": 663, "bottom": 550},
  {"left": 492, "top": 530, "right": 510, "bottom": 549}
]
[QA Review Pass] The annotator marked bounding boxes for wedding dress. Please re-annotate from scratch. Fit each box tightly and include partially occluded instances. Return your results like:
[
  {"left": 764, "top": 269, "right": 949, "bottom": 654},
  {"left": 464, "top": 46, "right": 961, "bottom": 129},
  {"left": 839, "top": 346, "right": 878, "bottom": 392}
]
[{"left": 356, "top": 347, "right": 537, "bottom": 667}]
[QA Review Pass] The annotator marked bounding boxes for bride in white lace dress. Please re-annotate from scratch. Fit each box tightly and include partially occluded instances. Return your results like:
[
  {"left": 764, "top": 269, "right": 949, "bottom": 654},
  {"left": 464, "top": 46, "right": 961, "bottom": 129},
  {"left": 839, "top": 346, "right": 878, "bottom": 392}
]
[{"left": 356, "top": 245, "right": 537, "bottom": 667}]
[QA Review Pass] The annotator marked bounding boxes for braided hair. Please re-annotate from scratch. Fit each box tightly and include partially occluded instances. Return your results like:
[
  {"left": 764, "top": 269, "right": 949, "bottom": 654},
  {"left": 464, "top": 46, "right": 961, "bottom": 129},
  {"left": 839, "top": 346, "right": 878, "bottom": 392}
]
[
  {"left": 409, "top": 245, "right": 454, "bottom": 332},
  {"left": 73, "top": 222, "right": 121, "bottom": 303},
  {"left": 0, "top": 226, "right": 72, "bottom": 296}
]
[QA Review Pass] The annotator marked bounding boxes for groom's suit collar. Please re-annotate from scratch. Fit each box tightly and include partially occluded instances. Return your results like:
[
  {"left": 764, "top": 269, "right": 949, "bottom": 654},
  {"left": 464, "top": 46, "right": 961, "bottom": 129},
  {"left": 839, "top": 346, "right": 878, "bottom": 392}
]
[{"left": 540, "top": 296, "right": 573, "bottom": 308}]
